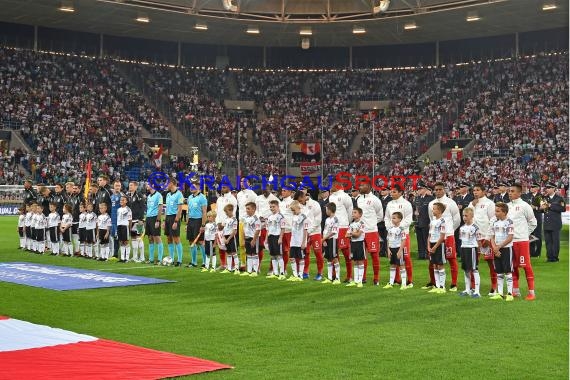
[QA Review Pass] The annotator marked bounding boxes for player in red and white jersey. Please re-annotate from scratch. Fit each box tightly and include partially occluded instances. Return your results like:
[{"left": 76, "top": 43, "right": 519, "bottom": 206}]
[
  {"left": 329, "top": 180, "right": 354, "bottom": 282},
  {"left": 428, "top": 182, "right": 461, "bottom": 291},
  {"left": 279, "top": 188, "right": 295, "bottom": 268},
  {"left": 295, "top": 189, "right": 324, "bottom": 280},
  {"left": 507, "top": 184, "right": 538, "bottom": 301},
  {"left": 356, "top": 182, "right": 383, "bottom": 285},
  {"left": 255, "top": 187, "right": 279, "bottom": 272},
  {"left": 384, "top": 187, "right": 414, "bottom": 287},
  {"left": 468, "top": 183, "right": 497, "bottom": 295}
]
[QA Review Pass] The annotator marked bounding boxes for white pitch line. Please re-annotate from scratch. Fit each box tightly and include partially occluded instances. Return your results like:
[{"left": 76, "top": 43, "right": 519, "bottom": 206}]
[{"left": 98, "top": 266, "right": 157, "bottom": 271}]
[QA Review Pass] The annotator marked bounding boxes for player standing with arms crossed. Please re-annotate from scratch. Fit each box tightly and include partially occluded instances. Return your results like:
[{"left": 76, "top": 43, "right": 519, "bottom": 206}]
[{"left": 165, "top": 178, "right": 184, "bottom": 266}]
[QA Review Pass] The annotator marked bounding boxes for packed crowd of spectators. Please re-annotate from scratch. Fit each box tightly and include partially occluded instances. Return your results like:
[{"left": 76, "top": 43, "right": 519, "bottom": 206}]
[{"left": 0, "top": 47, "right": 567, "bottom": 192}]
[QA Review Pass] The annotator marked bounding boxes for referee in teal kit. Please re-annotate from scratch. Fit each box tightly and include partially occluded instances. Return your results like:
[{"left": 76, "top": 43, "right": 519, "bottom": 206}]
[
  {"left": 165, "top": 178, "right": 185, "bottom": 266},
  {"left": 186, "top": 180, "right": 208, "bottom": 267}
]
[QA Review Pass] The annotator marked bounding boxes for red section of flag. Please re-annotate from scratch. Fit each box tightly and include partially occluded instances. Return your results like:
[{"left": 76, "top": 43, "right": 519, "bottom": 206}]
[
  {"left": 153, "top": 145, "right": 163, "bottom": 169},
  {"left": 300, "top": 142, "right": 320, "bottom": 155},
  {"left": 0, "top": 316, "right": 8, "bottom": 320},
  {"left": 0, "top": 338, "right": 231, "bottom": 380}
]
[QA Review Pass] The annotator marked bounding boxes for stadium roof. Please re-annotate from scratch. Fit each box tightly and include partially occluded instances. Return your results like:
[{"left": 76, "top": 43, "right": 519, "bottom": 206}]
[{"left": 0, "top": 0, "right": 568, "bottom": 47}]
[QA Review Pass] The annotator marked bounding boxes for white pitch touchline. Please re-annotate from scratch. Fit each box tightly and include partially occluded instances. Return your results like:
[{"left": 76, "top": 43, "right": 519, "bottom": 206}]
[{"left": 98, "top": 266, "right": 157, "bottom": 271}]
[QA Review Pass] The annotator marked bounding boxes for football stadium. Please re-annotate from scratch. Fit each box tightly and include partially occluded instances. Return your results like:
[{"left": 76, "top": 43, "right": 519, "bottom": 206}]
[{"left": 0, "top": 0, "right": 568, "bottom": 378}]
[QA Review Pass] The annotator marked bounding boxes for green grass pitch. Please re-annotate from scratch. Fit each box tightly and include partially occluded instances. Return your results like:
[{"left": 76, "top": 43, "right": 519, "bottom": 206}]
[{"left": 1, "top": 216, "right": 568, "bottom": 379}]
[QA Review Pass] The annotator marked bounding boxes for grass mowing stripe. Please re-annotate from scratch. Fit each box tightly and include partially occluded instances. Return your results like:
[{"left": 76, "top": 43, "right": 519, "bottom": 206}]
[{"left": 0, "top": 216, "right": 567, "bottom": 379}]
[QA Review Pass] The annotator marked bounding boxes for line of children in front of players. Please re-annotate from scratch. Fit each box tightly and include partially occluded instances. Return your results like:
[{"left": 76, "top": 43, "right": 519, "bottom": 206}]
[
  {"left": 17, "top": 196, "right": 143, "bottom": 263},
  {"left": 17, "top": 189, "right": 533, "bottom": 301}
]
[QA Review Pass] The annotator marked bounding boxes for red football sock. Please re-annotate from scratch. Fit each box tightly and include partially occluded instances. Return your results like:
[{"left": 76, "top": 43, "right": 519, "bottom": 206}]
[
  {"left": 524, "top": 265, "right": 535, "bottom": 291},
  {"left": 303, "top": 248, "right": 311, "bottom": 275},
  {"left": 258, "top": 250, "right": 264, "bottom": 272},
  {"left": 283, "top": 251, "right": 289, "bottom": 268},
  {"left": 470, "top": 272, "right": 475, "bottom": 289},
  {"left": 449, "top": 258, "right": 458, "bottom": 286},
  {"left": 362, "top": 257, "right": 368, "bottom": 281},
  {"left": 220, "top": 251, "right": 227, "bottom": 268},
  {"left": 395, "top": 268, "right": 401, "bottom": 283},
  {"left": 404, "top": 254, "right": 413, "bottom": 283},
  {"left": 372, "top": 254, "right": 380, "bottom": 282},
  {"left": 513, "top": 265, "right": 519, "bottom": 289},
  {"left": 342, "top": 249, "right": 352, "bottom": 280},
  {"left": 315, "top": 250, "right": 324, "bottom": 275},
  {"left": 429, "top": 262, "right": 435, "bottom": 284}
]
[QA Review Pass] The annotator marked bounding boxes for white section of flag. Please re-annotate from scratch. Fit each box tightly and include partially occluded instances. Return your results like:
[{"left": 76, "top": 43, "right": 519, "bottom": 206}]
[{"left": 0, "top": 317, "right": 97, "bottom": 352}]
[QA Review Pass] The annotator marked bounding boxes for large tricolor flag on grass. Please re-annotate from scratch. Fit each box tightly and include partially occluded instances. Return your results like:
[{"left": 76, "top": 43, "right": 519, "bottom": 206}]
[{"left": 0, "top": 316, "right": 231, "bottom": 379}]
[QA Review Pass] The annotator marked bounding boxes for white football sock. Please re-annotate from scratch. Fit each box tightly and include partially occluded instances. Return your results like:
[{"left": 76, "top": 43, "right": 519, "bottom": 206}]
[
  {"left": 327, "top": 262, "right": 333, "bottom": 281},
  {"left": 497, "top": 274, "right": 504, "bottom": 295},
  {"left": 438, "top": 269, "right": 446, "bottom": 288},
  {"left": 464, "top": 272, "right": 471, "bottom": 292},
  {"left": 389, "top": 267, "right": 396, "bottom": 285},
  {"left": 272, "top": 259, "right": 279, "bottom": 275},
  {"left": 400, "top": 268, "right": 407, "bottom": 287},
  {"left": 298, "top": 260, "right": 304, "bottom": 278},
  {"left": 506, "top": 273, "right": 513, "bottom": 295},
  {"left": 473, "top": 270, "right": 481, "bottom": 294},
  {"left": 334, "top": 262, "right": 340, "bottom": 281}
]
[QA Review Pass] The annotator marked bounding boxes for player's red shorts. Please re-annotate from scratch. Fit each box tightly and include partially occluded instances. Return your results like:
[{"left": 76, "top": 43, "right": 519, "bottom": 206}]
[
  {"left": 307, "top": 234, "right": 322, "bottom": 253},
  {"left": 259, "top": 228, "right": 268, "bottom": 249},
  {"left": 338, "top": 227, "right": 350, "bottom": 250},
  {"left": 445, "top": 236, "right": 457, "bottom": 259},
  {"left": 281, "top": 232, "right": 291, "bottom": 253},
  {"left": 479, "top": 239, "right": 493, "bottom": 260},
  {"left": 513, "top": 240, "right": 531, "bottom": 268},
  {"left": 364, "top": 231, "right": 380, "bottom": 254}
]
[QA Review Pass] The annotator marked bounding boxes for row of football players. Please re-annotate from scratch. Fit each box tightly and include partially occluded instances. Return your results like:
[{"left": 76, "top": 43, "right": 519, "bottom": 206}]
[
  {"left": 17, "top": 196, "right": 142, "bottom": 262},
  {"left": 177, "top": 181, "right": 536, "bottom": 300}
]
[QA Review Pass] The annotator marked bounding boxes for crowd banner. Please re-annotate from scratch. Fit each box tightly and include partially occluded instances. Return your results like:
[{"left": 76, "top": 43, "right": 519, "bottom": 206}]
[{"left": 300, "top": 162, "right": 321, "bottom": 175}]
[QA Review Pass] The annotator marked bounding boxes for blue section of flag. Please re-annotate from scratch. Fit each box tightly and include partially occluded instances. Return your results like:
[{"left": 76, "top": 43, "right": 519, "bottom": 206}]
[{"left": 0, "top": 262, "right": 174, "bottom": 291}]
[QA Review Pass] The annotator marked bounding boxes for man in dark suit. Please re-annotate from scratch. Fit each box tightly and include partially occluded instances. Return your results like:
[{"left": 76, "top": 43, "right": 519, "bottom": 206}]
[
  {"left": 454, "top": 182, "right": 474, "bottom": 254},
  {"left": 378, "top": 188, "right": 392, "bottom": 257},
  {"left": 350, "top": 188, "right": 360, "bottom": 209},
  {"left": 525, "top": 183, "right": 544, "bottom": 257},
  {"left": 414, "top": 182, "right": 433, "bottom": 260},
  {"left": 23, "top": 179, "right": 37, "bottom": 206},
  {"left": 493, "top": 182, "right": 510, "bottom": 203},
  {"left": 318, "top": 189, "right": 330, "bottom": 232},
  {"left": 542, "top": 182, "right": 565, "bottom": 262}
]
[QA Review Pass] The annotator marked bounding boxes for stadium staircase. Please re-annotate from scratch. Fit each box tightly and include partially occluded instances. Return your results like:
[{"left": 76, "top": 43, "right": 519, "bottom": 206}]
[
  {"left": 116, "top": 64, "right": 220, "bottom": 162},
  {"left": 349, "top": 129, "right": 367, "bottom": 155},
  {"left": 226, "top": 72, "right": 239, "bottom": 100}
]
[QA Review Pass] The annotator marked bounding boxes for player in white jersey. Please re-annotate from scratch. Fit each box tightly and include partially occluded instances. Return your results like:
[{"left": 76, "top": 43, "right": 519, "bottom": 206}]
[
  {"left": 295, "top": 189, "right": 324, "bottom": 280},
  {"left": 117, "top": 196, "right": 133, "bottom": 262},
  {"left": 60, "top": 204, "right": 74, "bottom": 256},
  {"left": 458, "top": 208, "right": 482, "bottom": 298},
  {"left": 321, "top": 203, "right": 341, "bottom": 284},
  {"left": 202, "top": 211, "right": 218, "bottom": 272},
  {"left": 427, "top": 202, "right": 447, "bottom": 293},
  {"left": 428, "top": 182, "right": 461, "bottom": 291},
  {"left": 507, "top": 184, "right": 537, "bottom": 300},
  {"left": 34, "top": 204, "right": 47, "bottom": 254},
  {"left": 84, "top": 202, "right": 98, "bottom": 258},
  {"left": 78, "top": 203, "right": 87, "bottom": 257},
  {"left": 489, "top": 202, "right": 515, "bottom": 302},
  {"left": 346, "top": 208, "right": 366, "bottom": 287},
  {"left": 256, "top": 187, "right": 279, "bottom": 269},
  {"left": 241, "top": 202, "right": 262, "bottom": 276},
  {"left": 97, "top": 203, "right": 112, "bottom": 260},
  {"left": 17, "top": 206, "right": 25, "bottom": 250},
  {"left": 356, "top": 182, "right": 383, "bottom": 285},
  {"left": 265, "top": 200, "right": 286, "bottom": 279},
  {"left": 279, "top": 188, "right": 295, "bottom": 269},
  {"left": 24, "top": 204, "right": 33, "bottom": 251},
  {"left": 220, "top": 204, "right": 239, "bottom": 274},
  {"left": 383, "top": 212, "right": 409, "bottom": 290},
  {"left": 237, "top": 179, "right": 258, "bottom": 268},
  {"left": 47, "top": 202, "right": 61, "bottom": 256},
  {"left": 468, "top": 183, "right": 497, "bottom": 295},
  {"left": 329, "top": 181, "right": 354, "bottom": 282},
  {"left": 384, "top": 187, "right": 414, "bottom": 287},
  {"left": 287, "top": 201, "right": 308, "bottom": 281}
]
